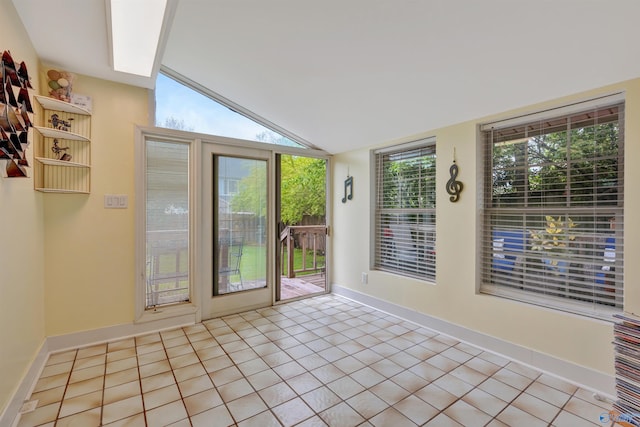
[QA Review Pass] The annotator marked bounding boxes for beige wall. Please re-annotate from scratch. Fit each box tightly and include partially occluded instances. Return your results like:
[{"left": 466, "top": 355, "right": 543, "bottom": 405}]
[
  {"left": 43, "top": 76, "right": 149, "bottom": 336},
  {"left": 0, "top": 0, "right": 46, "bottom": 414},
  {"left": 332, "top": 79, "right": 640, "bottom": 376}
]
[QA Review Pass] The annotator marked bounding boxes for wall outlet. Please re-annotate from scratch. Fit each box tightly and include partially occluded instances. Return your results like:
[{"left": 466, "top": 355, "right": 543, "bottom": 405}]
[{"left": 361, "top": 272, "right": 368, "bottom": 284}]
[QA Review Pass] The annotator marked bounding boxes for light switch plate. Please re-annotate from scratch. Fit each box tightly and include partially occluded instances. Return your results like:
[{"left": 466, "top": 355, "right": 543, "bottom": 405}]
[{"left": 104, "top": 194, "right": 128, "bottom": 209}]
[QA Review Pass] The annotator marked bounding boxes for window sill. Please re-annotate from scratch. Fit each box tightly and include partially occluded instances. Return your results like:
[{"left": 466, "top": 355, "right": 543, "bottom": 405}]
[{"left": 136, "top": 303, "right": 198, "bottom": 324}]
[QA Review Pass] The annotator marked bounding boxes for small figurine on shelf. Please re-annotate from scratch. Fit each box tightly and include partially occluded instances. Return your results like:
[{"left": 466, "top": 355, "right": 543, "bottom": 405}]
[
  {"left": 51, "top": 138, "right": 71, "bottom": 161},
  {"left": 46, "top": 69, "right": 75, "bottom": 102},
  {"left": 49, "top": 113, "right": 73, "bottom": 131}
]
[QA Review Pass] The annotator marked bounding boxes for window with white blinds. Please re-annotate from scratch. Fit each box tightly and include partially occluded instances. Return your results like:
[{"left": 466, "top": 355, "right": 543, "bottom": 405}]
[
  {"left": 374, "top": 138, "right": 436, "bottom": 280},
  {"left": 480, "top": 95, "right": 624, "bottom": 318},
  {"left": 145, "top": 139, "right": 190, "bottom": 309}
]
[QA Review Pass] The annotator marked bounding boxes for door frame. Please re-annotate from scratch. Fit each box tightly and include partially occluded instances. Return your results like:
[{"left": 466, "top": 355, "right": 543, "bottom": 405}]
[
  {"left": 136, "top": 126, "right": 331, "bottom": 323},
  {"left": 200, "top": 140, "right": 275, "bottom": 319}
]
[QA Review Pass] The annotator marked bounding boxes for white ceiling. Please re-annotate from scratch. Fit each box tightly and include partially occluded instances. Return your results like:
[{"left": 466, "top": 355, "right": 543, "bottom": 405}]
[{"left": 11, "top": 0, "right": 640, "bottom": 154}]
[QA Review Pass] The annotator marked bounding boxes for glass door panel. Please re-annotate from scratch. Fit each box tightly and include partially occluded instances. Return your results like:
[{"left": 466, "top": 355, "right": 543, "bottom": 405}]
[
  {"left": 215, "top": 156, "right": 267, "bottom": 295},
  {"left": 201, "top": 142, "right": 272, "bottom": 319}
]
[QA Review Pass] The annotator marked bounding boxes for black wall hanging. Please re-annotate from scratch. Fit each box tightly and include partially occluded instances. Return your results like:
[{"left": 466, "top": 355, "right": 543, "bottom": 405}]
[
  {"left": 446, "top": 148, "right": 463, "bottom": 202},
  {"left": 1, "top": 50, "right": 33, "bottom": 178}
]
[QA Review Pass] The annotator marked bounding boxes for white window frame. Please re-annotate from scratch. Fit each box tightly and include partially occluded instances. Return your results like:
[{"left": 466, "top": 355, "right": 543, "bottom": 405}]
[
  {"left": 479, "top": 93, "right": 625, "bottom": 319},
  {"left": 372, "top": 137, "right": 437, "bottom": 281},
  {"left": 134, "top": 127, "right": 198, "bottom": 323}
]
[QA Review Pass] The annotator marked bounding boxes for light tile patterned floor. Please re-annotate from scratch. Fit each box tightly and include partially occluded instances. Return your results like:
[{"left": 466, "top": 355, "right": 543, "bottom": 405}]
[{"left": 17, "top": 295, "right": 612, "bottom": 426}]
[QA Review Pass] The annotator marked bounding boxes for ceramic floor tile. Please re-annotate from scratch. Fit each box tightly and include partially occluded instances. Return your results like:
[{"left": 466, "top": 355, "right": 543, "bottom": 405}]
[
  {"left": 537, "top": 373, "right": 579, "bottom": 395},
  {"left": 183, "top": 388, "right": 223, "bottom": 417},
  {"left": 327, "top": 375, "right": 365, "bottom": 400},
  {"left": 29, "top": 385, "right": 66, "bottom": 408},
  {"left": 68, "top": 366, "right": 103, "bottom": 384},
  {"left": 333, "top": 356, "right": 366, "bottom": 374},
  {"left": 370, "top": 379, "right": 411, "bottom": 405},
  {"left": 462, "top": 387, "right": 509, "bottom": 417},
  {"left": 58, "top": 390, "right": 102, "bottom": 418},
  {"left": 478, "top": 377, "right": 522, "bottom": 402},
  {"left": 432, "top": 373, "right": 475, "bottom": 398},
  {"left": 210, "top": 365, "right": 243, "bottom": 386},
  {"left": 137, "top": 349, "right": 166, "bottom": 366},
  {"left": 178, "top": 373, "right": 213, "bottom": 397},
  {"left": 563, "top": 395, "right": 611, "bottom": 423},
  {"left": 138, "top": 359, "right": 171, "bottom": 378},
  {"left": 551, "top": 409, "right": 603, "bottom": 427},
  {"left": 108, "top": 338, "right": 136, "bottom": 352},
  {"left": 246, "top": 368, "right": 282, "bottom": 391},
  {"left": 287, "top": 372, "right": 323, "bottom": 395},
  {"left": 394, "top": 394, "right": 439, "bottom": 425},
  {"left": 390, "top": 369, "right": 429, "bottom": 393},
  {"left": 237, "top": 357, "right": 270, "bottom": 377},
  {"left": 237, "top": 410, "right": 283, "bottom": 427},
  {"left": 369, "top": 407, "right": 417, "bottom": 427},
  {"left": 105, "top": 356, "right": 138, "bottom": 374},
  {"left": 40, "top": 361, "right": 74, "bottom": 378},
  {"left": 349, "top": 366, "right": 386, "bottom": 389},
  {"left": 166, "top": 344, "right": 194, "bottom": 359},
  {"left": 301, "top": 385, "right": 342, "bottom": 413},
  {"left": 414, "top": 383, "right": 459, "bottom": 410},
  {"left": 63, "top": 376, "right": 104, "bottom": 400},
  {"left": 46, "top": 350, "right": 77, "bottom": 366},
  {"left": 28, "top": 294, "right": 612, "bottom": 427},
  {"left": 145, "top": 400, "right": 188, "bottom": 427},
  {"left": 492, "top": 367, "right": 534, "bottom": 390},
  {"left": 16, "top": 402, "right": 60, "bottom": 427},
  {"left": 318, "top": 401, "right": 365, "bottom": 427},
  {"left": 202, "top": 354, "right": 234, "bottom": 374},
  {"left": 140, "top": 371, "right": 175, "bottom": 394},
  {"left": 55, "top": 407, "right": 101, "bottom": 427},
  {"left": 259, "top": 382, "right": 298, "bottom": 407},
  {"left": 143, "top": 383, "right": 181, "bottom": 410},
  {"left": 173, "top": 361, "right": 207, "bottom": 382},
  {"left": 102, "top": 380, "right": 140, "bottom": 405},
  {"left": 273, "top": 360, "right": 307, "bottom": 380},
  {"left": 226, "top": 392, "right": 269, "bottom": 422},
  {"left": 444, "top": 399, "right": 493, "bottom": 427},
  {"left": 218, "top": 378, "right": 254, "bottom": 402},
  {"left": 423, "top": 413, "right": 464, "bottom": 426},
  {"left": 408, "top": 361, "right": 446, "bottom": 382},
  {"left": 525, "top": 380, "right": 572, "bottom": 407},
  {"left": 497, "top": 404, "right": 549, "bottom": 427}
]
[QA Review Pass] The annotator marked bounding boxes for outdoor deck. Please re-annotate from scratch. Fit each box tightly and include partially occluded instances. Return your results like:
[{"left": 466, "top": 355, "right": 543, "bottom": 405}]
[{"left": 280, "top": 273, "right": 326, "bottom": 300}]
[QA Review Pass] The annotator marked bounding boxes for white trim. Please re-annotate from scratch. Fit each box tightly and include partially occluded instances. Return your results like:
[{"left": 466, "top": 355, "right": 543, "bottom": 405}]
[
  {"left": 331, "top": 284, "right": 615, "bottom": 397},
  {"left": 373, "top": 136, "right": 436, "bottom": 154},
  {"left": 0, "top": 341, "right": 48, "bottom": 427},
  {"left": 480, "top": 92, "right": 625, "bottom": 131}
]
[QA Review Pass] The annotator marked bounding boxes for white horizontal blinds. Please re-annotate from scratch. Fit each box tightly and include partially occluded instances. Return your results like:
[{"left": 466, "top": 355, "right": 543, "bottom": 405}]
[
  {"left": 145, "top": 139, "right": 190, "bottom": 309},
  {"left": 481, "top": 99, "right": 624, "bottom": 318},
  {"left": 374, "top": 139, "right": 436, "bottom": 280}
]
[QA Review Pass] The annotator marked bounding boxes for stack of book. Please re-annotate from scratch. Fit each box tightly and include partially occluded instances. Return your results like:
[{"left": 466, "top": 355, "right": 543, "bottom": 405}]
[{"left": 613, "top": 313, "right": 640, "bottom": 425}]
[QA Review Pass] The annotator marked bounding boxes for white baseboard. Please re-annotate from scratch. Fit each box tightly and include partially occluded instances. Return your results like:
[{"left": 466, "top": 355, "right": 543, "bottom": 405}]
[
  {"left": 47, "top": 313, "right": 196, "bottom": 353},
  {"left": 0, "top": 341, "right": 48, "bottom": 427},
  {"left": 1, "top": 313, "right": 196, "bottom": 427},
  {"left": 332, "top": 284, "right": 615, "bottom": 398}
]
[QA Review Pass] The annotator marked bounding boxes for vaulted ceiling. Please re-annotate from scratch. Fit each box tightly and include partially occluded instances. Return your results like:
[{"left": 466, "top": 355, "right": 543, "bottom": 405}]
[{"left": 11, "top": 0, "right": 640, "bottom": 153}]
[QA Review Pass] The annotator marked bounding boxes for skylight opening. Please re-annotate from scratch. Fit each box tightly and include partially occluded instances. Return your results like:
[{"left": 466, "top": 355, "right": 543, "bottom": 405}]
[{"left": 155, "top": 71, "right": 306, "bottom": 148}]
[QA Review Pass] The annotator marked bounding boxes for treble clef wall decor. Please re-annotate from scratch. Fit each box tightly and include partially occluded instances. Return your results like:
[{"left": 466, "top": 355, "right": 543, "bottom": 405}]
[{"left": 446, "top": 149, "right": 463, "bottom": 202}]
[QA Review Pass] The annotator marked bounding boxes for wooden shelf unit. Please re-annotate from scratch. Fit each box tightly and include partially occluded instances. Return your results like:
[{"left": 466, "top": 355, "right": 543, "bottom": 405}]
[{"left": 33, "top": 95, "right": 92, "bottom": 193}]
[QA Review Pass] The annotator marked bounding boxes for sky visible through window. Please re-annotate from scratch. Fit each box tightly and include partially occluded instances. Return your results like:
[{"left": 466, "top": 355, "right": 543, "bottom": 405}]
[{"left": 155, "top": 73, "right": 302, "bottom": 147}]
